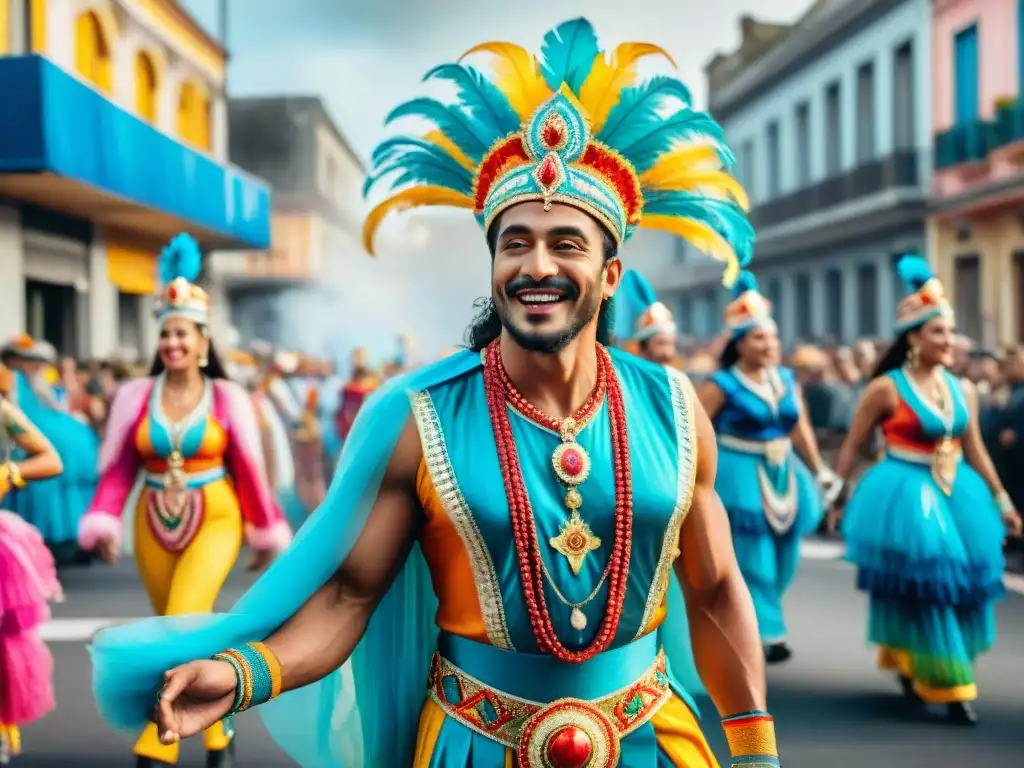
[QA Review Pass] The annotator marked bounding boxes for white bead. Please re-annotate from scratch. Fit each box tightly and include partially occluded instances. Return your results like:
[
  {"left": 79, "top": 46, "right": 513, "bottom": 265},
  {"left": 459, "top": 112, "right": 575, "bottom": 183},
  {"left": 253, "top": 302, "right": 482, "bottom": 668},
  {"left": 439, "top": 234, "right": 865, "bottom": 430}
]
[{"left": 570, "top": 607, "right": 587, "bottom": 631}]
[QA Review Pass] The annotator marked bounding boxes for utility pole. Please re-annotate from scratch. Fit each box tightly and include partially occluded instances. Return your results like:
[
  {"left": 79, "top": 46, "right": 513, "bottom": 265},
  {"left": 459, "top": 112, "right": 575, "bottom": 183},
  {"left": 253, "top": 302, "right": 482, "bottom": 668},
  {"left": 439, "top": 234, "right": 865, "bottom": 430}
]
[{"left": 219, "top": 0, "right": 230, "bottom": 93}]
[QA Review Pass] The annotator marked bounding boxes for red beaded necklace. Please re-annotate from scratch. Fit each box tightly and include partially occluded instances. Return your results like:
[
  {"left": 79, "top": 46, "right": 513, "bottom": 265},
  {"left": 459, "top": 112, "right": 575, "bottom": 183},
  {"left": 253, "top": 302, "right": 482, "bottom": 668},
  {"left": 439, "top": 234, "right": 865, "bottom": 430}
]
[{"left": 483, "top": 340, "right": 634, "bottom": 663}]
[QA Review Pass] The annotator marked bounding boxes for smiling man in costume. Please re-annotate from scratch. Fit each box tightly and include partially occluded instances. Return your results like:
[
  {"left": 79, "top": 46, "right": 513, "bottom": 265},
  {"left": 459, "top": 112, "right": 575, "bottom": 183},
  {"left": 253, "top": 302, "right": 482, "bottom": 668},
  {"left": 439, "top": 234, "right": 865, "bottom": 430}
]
[{"left": 87, "top": 19, "right": 779, "bottom": 768}]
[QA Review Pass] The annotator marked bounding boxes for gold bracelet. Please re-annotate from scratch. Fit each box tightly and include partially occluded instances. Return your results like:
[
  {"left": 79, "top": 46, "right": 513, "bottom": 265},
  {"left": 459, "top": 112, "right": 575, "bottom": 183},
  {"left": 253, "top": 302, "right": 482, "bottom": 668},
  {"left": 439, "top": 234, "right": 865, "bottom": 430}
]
[{"left": 4, "top": 463, "right": 25, "bottom": 489}]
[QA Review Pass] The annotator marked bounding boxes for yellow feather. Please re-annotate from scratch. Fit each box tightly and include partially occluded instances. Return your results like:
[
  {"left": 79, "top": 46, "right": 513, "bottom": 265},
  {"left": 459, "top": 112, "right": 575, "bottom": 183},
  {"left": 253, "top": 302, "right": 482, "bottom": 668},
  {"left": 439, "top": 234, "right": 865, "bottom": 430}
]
[
  {"left": 362, "top": 186, "right": 474, "bottom": 256},
  {"left": 578, "top": 43, "right": 678, "bottom": 133},
  {"left": 424, "top": 130, "right": 475, "bottom": 171},
  {"left": 641, "top": 167, "right": 750, "bottom": 210},
  {"left": 638, "top": 143, "right": 720, "bottom": 182},
  {"left": 460, "top": 41, "right": 552, "bottom": 120},
  {"left": 641, "top": 214, "right": 740, "bottom": 287}
]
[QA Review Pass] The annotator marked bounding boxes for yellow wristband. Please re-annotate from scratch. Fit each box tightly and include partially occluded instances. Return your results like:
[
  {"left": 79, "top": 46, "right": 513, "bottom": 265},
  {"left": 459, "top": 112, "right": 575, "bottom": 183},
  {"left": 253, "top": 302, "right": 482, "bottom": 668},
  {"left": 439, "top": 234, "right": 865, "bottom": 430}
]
[
  {"left": 4, "top": 463, "right": 25, "bottom": 489},
  {"left": 722, "top": 710, "right": 778, "bottom": 765}
]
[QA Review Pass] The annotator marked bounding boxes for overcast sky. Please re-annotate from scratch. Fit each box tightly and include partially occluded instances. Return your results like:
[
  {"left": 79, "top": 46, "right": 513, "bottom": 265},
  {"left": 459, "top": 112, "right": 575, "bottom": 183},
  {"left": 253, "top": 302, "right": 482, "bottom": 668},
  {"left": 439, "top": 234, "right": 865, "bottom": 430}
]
[
  {"left": 183, "top": 0, "right": 813, "bottom": 162},
  {"left": 181, "top": 0, "right": 814, "bottom": 359}
]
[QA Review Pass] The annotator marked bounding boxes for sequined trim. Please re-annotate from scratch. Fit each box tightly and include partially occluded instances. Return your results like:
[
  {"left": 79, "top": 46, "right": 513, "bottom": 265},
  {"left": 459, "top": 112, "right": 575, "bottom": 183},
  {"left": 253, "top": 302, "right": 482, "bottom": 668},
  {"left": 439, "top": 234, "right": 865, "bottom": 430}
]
[
  {"left": 410, "top": 390, "right": 514, "bottom": 650},
  {"left": 635, "top": 369, "right": 698, "bottom": 638},
  {"left": 426, "top": 647, "right": 671, "bottom": 752}
]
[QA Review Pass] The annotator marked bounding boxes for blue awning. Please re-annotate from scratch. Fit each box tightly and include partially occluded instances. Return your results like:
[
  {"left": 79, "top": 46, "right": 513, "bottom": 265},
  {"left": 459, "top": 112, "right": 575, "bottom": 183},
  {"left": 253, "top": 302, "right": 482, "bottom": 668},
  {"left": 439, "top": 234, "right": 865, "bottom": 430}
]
[{"left": 0, "top": 56, "right": 270, "bottom": 249}]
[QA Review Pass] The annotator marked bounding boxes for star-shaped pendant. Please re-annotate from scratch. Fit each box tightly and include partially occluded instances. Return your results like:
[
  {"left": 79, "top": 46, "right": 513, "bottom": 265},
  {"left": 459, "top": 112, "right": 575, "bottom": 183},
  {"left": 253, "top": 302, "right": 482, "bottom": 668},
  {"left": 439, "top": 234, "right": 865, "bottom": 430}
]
[{"left": 549, "top": 511, "right": 601, "bottom": 575}]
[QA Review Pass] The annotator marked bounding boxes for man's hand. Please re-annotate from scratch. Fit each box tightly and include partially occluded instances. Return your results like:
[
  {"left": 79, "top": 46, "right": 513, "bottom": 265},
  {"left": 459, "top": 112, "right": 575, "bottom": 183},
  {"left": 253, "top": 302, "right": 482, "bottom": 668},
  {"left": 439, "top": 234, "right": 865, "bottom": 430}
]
[{"left": 153, "top": 660, "right": 238, "bottom": 744}]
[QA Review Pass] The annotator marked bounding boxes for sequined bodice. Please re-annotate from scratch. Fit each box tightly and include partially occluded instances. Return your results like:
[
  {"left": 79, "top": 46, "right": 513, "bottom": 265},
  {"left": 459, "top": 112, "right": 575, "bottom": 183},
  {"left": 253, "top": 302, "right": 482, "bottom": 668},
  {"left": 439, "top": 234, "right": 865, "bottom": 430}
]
[{"left": 711, "top": 366, "right": 800, "bottom": 441}]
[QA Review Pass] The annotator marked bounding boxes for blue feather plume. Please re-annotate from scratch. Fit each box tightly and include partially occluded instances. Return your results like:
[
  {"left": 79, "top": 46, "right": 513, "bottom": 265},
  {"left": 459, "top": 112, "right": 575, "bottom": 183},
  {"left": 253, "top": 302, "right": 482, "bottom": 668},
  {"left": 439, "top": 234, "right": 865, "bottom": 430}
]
[
  {"left": 896, "top": 254, "right": 934, "bottom": 293},
  {"left": 613, "top": 269, "right": 659, "bottom": 338},
  {"left": 598, "top": 76, "right": 693, "bottom": 147},
  {"left": 615, "top": 107, "right": 728, "bottom": 174},
  {"left": 539, "top": 18, "right": 600, "bottom": 92},
  {"left": 364, "top": 138, "right": 475, "bottom": 198},
  {"left": 732, "top": 269, "right": 758, "bottom": 298},
  {"left": 423, "top": 63, "right": 519, "bottom": 140},
  {"left": 159, "top": 233, "right": 202, "bottom": 286},
  {"left": 643, "top": 192, "right": 755, "bottom": 267},
  {"left": 385, "top": 98, "right": 490, "bottom": 162}
]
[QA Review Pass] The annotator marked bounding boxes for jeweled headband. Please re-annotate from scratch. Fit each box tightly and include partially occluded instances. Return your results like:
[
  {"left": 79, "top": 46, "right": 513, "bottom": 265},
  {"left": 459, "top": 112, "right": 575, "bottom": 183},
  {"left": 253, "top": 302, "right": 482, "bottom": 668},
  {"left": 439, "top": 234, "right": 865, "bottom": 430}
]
[
  {"left": 155, "top": 233, "right": 210, "bottom": 327},
  {"left": 894, "top": 255, "right": 954, "bottom": 334},
  {"left": 724, "top": 270, "right": 776, "bottom": 338},
  {"left": 362, "top": 17, "right": 754, "bottom": 286}
]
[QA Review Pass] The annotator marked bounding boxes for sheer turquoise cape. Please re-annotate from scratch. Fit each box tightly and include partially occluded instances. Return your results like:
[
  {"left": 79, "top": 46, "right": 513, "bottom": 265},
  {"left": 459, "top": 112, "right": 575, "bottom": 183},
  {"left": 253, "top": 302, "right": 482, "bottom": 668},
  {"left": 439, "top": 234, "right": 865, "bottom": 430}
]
[{"left": 88, "top": 350, "right": 704, "bottom": 767}]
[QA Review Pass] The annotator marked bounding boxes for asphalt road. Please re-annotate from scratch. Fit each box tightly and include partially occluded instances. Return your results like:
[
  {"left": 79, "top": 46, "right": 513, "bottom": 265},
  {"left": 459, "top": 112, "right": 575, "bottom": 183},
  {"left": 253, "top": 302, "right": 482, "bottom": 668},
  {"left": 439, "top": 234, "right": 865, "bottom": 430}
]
[{"left": 17, "top": 541, "right": 1024, "bottom": 767}]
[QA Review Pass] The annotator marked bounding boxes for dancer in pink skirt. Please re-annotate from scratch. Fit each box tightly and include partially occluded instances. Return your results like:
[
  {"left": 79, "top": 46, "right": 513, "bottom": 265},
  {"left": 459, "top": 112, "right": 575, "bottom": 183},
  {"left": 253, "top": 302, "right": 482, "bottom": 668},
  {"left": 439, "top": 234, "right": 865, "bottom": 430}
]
[{"left": 0, "top": 362, "right": 65, "bottom": 763}]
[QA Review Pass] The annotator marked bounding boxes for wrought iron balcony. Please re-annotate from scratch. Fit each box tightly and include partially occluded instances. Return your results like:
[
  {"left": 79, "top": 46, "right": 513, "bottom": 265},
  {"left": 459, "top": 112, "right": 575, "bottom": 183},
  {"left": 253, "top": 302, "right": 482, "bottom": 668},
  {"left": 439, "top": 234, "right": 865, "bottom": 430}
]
[
  {"left": 934, "top": 120, "right": 993, "bottom": 170},
  {"left": 748, "top": 151, "right": 920, "bottom": 230}
]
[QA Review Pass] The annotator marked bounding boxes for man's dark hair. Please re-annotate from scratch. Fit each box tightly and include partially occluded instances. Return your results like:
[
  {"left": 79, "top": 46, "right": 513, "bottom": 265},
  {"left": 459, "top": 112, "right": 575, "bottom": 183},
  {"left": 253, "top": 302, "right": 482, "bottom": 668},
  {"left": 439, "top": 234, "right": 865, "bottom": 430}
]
[{"left": 464, "top": 215, "right": 619, "bottom": 352}]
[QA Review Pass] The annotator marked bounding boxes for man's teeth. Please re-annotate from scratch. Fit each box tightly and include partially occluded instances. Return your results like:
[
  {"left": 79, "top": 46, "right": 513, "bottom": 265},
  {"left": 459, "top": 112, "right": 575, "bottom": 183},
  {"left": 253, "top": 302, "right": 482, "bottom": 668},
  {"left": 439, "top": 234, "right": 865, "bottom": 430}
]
[{"left": 518, "top": 293, "right": 562, "bottom": 304}]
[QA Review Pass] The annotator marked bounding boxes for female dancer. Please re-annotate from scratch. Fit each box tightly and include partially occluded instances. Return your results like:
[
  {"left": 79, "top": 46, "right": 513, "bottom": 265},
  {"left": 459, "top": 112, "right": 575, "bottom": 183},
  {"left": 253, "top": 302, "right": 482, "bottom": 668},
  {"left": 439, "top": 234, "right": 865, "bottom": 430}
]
[
  {"left": 697, "top": 271, "right": 841, "bottom": 663},
  {"left": 836, "top": 256, "right": 1021, "bottom": 725},
  {"left": 77, "top": 233, "right": 292, "bottom": 767},
  {"left": 0, "top": 362, "right": 64, "bottom": 763}
]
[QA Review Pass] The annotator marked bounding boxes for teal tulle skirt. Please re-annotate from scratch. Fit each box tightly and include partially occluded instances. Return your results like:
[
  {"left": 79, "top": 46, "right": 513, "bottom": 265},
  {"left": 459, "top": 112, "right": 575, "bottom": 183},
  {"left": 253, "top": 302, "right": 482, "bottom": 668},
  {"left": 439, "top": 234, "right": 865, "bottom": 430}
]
[
  {"left": 843, "top": 455, "right": 1004, "bottom": 694},
  {"left": 715, "top": 445, "right": 822, "bottom": 642}
]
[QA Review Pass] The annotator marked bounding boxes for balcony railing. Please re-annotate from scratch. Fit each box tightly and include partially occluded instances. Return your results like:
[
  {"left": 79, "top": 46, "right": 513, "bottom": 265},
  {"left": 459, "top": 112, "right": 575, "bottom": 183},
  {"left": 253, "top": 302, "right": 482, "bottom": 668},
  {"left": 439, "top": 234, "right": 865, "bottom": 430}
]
[
  {"left": 934, "top": 120, "right": 993, "bottom": 169},
  {"left": 991, "top": 100, "right": 1024, "bottom": 150},
  {"left": 748, "top": 151, "right": 920, "bottom": 230}
]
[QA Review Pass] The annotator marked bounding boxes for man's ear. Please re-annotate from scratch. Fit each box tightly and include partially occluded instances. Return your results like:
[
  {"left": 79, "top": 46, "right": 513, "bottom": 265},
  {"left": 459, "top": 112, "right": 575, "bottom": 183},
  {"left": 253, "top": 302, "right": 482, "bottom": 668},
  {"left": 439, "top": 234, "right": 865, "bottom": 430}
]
[{"left": 603, "top": 258, "right": 623, "bottom": 300}]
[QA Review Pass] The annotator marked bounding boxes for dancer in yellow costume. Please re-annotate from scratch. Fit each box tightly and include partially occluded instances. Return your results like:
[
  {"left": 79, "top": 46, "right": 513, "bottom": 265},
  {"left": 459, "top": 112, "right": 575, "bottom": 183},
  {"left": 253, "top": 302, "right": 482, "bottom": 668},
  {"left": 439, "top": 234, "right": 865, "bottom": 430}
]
[
  {"left": 88, "top": 20, "right": 779, "bottom": 768},
  {"left": 78, "top": 234, "right": 292, "bottom": 767}
]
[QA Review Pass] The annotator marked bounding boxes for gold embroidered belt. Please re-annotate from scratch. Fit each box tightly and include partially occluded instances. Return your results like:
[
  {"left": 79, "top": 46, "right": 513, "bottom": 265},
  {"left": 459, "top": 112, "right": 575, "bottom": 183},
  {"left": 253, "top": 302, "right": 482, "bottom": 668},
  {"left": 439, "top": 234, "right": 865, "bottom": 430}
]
[
  {"left": 887, "top": 441, "right": 962, "bottom": 496},
  {"left": 718, "top": 435, "right": 791, "bottom": 467},
  {"left": 719, "top": 435, "right": 797, "bottom": 534},
  {"left": 427, "top": 643, "right": 672, "bottom": 768}
]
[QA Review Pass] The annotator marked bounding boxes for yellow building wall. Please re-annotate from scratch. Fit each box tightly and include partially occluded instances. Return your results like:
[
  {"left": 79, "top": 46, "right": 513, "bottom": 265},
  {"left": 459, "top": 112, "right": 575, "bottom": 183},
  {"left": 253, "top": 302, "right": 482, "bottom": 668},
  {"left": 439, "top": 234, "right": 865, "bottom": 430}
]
[
  {"left": 130, "top": 0, "right": 225, "bottom": 79},
  {"left": 107, "top": 235, "right": 159, "bottom": 295},
  {"left": 929, "top": 214, "right": 1022, "bottom": 348},
  {"left": 31, "top": 0, "right": 46, "bottom": 53}
]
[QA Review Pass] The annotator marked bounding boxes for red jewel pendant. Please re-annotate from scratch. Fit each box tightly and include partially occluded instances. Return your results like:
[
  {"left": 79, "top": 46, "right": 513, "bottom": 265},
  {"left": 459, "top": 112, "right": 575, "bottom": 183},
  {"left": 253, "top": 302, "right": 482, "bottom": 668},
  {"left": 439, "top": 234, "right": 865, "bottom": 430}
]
[{"left": 546, "top": 726, "right": 592, "bottom": 768}]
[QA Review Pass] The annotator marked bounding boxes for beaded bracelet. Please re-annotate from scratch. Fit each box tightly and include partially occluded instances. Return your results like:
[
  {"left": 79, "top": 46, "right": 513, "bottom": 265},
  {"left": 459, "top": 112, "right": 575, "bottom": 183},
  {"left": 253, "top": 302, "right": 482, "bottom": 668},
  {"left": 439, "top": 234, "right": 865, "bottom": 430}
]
[
  {"left": 722, "top": 710, "right": 779, "bottom": 768},
  {"left": 995, "top": 490, "right": 1014, "bottom": 515},
  {"left": 3, "top": 463, "right": 25, "bottom": 490},
  {"left": 212, "top": 642, "right": 282, "bottom": 716}
]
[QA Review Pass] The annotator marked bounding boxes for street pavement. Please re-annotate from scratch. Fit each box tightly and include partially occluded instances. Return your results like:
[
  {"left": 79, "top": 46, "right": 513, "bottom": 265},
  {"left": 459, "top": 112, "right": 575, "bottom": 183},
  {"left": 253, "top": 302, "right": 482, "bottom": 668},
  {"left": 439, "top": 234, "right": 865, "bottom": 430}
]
[{"left": 18, "top": 540, "right": 1024, "bottom": 766}]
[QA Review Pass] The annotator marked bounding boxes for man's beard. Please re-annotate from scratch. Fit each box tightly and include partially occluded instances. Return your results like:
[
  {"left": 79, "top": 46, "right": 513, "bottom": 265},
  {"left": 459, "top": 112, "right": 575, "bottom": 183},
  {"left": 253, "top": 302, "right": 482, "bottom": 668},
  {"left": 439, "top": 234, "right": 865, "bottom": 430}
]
[{"left": 496, "top": 279, "right": 601, "bottom": 355}]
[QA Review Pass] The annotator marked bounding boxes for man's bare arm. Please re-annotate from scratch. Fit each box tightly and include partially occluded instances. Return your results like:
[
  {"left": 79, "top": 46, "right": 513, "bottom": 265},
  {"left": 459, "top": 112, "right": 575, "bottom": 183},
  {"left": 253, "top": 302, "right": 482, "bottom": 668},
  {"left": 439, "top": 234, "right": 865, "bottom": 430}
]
[
  {"left": 673, "top": 395, "right": 766, "bottom": 716},
  {"left": 264, "top": 416, "right": 424, "bottom": 693}
]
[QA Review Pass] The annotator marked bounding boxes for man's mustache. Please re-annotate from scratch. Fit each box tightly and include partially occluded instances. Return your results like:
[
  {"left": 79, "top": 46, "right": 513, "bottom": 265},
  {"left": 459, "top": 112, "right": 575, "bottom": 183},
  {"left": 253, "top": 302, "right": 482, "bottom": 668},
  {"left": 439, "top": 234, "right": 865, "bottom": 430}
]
[{"left": 504, "top": 275, "right": 579, "bottom": 300}]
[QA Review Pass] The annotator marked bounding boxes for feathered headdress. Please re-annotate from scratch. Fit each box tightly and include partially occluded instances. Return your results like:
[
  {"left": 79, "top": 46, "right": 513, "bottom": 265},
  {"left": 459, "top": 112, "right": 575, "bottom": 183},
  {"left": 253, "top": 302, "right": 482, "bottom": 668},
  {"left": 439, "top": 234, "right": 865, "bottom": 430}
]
[
  {"left": 613, "top": 269, "right": 676, "bottom": 343},
  {"left": 155, "top": 233, "right": 210, "bottom": 326},
  {"left": 895, "top": 255, "right": 953, "bottom": 333},
  {"left": 362, "top": 18, "right": 753, "bottom": 286},
  {"left": 723, "top": 270, "right": 775, "bottom": 337}
]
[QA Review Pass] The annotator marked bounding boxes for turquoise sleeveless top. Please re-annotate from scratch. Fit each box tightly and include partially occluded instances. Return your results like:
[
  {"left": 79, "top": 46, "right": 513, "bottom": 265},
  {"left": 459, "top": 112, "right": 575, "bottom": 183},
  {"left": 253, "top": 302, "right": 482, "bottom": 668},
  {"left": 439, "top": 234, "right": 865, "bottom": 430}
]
[{"left": 410, "top": 348, "right": 697, "bottom": 653}]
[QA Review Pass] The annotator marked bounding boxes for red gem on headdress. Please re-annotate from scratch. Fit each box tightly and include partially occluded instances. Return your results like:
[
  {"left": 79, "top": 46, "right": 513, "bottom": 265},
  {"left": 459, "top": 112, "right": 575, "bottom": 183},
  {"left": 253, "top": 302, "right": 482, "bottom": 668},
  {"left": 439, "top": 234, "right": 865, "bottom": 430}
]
[
  {"left": 541, "top": 114, "right": 567, "bottom": 151},
  {"left": 167, "top": 285, "right": 179, "bottom": 302},
  {"left": 537, "top": 156, "right": 558, "bottom": 188},
  {"left": 546, "top": 726, "right": 593, "bottom": 768}
]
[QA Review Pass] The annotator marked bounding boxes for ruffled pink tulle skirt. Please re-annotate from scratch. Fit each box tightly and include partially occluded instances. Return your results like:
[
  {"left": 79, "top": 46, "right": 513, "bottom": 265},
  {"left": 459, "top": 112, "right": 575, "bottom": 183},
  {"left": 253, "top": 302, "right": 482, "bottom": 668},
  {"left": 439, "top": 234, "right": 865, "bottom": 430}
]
[{"left": 0, "top": 511, "right": 61, "bottom": 725}]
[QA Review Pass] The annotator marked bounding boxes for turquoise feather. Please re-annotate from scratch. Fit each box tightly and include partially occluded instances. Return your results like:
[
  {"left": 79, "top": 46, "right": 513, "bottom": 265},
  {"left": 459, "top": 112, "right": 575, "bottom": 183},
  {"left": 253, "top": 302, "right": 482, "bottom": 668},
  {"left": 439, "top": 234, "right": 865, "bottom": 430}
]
[
  {"left": 643, "top": 192, "right": 754, "bottom": 265},
  {"left": 539, "top": 18, "right": 599, "bottom": 92},
  {"left": 598, "top": 76, "right": 693, "bottom": 147},
  {"left": 616, "top": 108, "right": 728, "bottom": 174},
  {"left": 369, "top": 135, "right": 469, "bottom": 167},
  {"left": 896, "top": 254, "right": 933, "bottom": 293},
  {"left": 385, "top": 98, "right": 489, "bottom": 161},
  {"left": 159, "top": 233, "right": 202, "bottom": 286},
  {"left": 365, "top": 143, "right": 474, "bottom": 198},
  {"left": 423, "top": 63, "right": 519, "bottom": 140},
  {"left": 732, "top": 269, "right": 758, "bottom": 298}
]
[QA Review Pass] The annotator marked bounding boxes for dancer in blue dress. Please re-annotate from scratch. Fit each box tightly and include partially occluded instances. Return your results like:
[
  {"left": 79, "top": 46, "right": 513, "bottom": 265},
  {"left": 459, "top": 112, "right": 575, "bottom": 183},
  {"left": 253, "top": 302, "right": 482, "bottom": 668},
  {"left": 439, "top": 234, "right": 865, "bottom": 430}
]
[
  {"left": 613, "top": 270, "right": 680, "bottom": 367},
  {"left": 697, "top": 271, "right": 841, "bottom": 664},
  {"left": 835, "top": 255, "right": 1021, "bottom": 725},
  {"left": 0, "top": 336, "right": 100, "bottom": 563}
]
